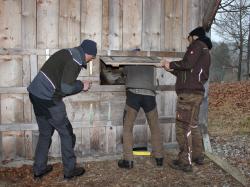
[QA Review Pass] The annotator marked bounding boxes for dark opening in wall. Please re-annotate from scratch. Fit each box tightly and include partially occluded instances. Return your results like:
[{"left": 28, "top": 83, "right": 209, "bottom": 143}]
[{"left": 100, "top": 60, "right": 125, "bottom": 85}]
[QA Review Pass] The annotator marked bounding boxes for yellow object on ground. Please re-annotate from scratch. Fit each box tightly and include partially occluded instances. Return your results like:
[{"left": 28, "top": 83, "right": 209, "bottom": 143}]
[{"left": 133, "top": 151, "right": 151, "bottom": 156}]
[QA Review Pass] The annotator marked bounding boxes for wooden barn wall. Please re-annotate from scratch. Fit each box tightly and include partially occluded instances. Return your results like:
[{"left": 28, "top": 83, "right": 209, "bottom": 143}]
[{"left": 0, "top": 0, "right": 207, "bottom": 160}]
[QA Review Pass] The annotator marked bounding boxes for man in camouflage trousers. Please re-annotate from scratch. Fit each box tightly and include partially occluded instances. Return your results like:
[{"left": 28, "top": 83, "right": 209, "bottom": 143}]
[{"left": 162, "top": 27, "right": 212, "bottom": 172}]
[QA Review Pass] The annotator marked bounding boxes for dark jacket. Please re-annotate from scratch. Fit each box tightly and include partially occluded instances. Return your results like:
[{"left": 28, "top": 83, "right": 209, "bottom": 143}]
[
  {"left": 170, "top": 39, "right": 211, "bottom": 95},
  {"left": 124, "top": 65, "right": 155, "bottom": 91},
  {"left": 28, "top": 47, "right": 85, "bottom": 100}
]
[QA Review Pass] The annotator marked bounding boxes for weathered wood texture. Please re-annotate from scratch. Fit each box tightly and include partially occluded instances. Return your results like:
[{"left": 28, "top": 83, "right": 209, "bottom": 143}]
[{"left": 0, "top": 0, "right": 207, "bottom": 160}]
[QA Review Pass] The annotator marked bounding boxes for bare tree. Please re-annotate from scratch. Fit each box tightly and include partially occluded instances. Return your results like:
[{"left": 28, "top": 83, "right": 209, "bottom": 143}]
[
  {"left": 214, "top": 0, "right": 250, "bottom": 81},
  {"left": 247, "top": 15, "right": 250, "bottom": 80}
]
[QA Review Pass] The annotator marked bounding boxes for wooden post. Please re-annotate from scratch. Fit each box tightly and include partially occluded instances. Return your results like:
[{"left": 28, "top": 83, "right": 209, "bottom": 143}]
[{"left": 198, "top": 81, "right": 212, "bottom": 152}]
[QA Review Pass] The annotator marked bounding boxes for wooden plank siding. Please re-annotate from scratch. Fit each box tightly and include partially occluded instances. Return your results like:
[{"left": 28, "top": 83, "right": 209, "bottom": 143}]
[{"left": 0, "top": 0, "right": 207, "bottom": 160}]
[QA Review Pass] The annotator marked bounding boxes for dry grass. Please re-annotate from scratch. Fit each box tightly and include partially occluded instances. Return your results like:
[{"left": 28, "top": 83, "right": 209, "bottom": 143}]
[{"left": 208, "top": 81, "right": 250, "bottom": 136}]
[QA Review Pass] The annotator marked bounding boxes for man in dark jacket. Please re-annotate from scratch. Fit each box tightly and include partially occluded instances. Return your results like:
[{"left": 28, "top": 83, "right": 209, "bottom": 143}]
[
  {"left": 161, "top": 27, "right": 212, "bottom": 172},
  {"left": 27, "top": 39, "right": 97, "bottom": 179},
  {"left": 118, "top": 49, "right": 164, "bottom": 169}
]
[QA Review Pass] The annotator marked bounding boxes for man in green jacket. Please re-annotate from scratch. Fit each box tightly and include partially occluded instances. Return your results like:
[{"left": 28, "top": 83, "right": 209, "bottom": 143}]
[
  {"left": 161, "top": 27, "right": 212, "bottom": 172},
  {"left": 27, "top": 40, "right": 97, "bottom": 179}
]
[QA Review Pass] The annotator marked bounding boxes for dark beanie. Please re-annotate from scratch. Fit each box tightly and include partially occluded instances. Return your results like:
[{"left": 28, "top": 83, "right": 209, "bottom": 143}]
[
  {"left": 189, "top": 27, "right": 206, "bottom": 38},
  {"left": 81, "top": 39, "right": 97, "bottom": 56}
]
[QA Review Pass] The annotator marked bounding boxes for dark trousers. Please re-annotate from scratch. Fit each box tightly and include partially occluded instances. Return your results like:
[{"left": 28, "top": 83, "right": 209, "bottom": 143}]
[
  {"left": 122, "top": 91, "right": 163, "bottom": 160},
  {"left": 29, "top": 94, "right": 76, "bottom": 176},
  {"left": 175, "top": 93, "right": 204, "bottom": 165}
]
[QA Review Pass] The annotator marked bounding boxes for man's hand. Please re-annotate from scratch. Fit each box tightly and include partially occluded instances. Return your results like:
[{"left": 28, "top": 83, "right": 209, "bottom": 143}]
[
  {"left": 82, "top": 80, "right": 92, "bottom": 92},
  {"left": 160, "top": 58, "right": 171, "bottom": 71}
]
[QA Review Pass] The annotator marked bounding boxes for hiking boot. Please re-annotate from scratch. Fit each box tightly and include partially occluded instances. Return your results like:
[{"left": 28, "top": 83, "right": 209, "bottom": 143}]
[
  {"left": 64, "top": 167, "right": 85, "bottom": 180},
  {"left": 155, "top": 158, "right": 164, "bottom": 166},
  {"left": 34, "top": 165, "right": 53, "bottom": 179},
  {"left": 118, "top": 159, "right": 134, "bottom": 169},
  {"left": 169, "top": 160, "right": 192, "bottom": 172},
  {"left": 193, "top": 156, "right": 205, "bottom": 165}
]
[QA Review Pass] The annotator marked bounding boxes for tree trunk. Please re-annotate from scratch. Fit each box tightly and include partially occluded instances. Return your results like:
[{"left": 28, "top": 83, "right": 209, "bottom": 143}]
[
  {"left": 247, "top": 15, "right": 250, "bottom": 80},
  {"left": 238, "top": 0, "right": 243, "bottom": 81},
  {"left": 202, "top": 0, "right": 222, "bottom": 32}
]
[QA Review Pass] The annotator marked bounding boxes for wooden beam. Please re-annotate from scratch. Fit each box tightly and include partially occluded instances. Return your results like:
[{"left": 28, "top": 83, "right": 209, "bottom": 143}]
[
  {"left": 0, "top": 85, "right": 175, "bottom": 94},
  {"left": 205, "top": 152, "right": 248, "bottom": 187},
  {"left": 100, "top": 56, "right": 182, "bottom": 67},
  {"left": 0, "top": 118, "right": 176, "bottom": 132},
  {"left": 0, "top": 48, "right": 184, "bottom": 57}
]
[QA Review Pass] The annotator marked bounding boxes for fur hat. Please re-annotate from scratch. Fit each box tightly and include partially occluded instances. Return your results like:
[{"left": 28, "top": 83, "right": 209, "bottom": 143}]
[
  {"left": 81, "top": 39, "right": 97, "bottom": 57},
  {"left": 189, "top": 27, "right": 206, "bottom": 38}
]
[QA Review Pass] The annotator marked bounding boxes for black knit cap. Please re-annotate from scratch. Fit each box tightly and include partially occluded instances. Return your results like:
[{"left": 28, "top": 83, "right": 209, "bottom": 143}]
[
  {"left": 189, "top": 27, "right": 206, "bottom": 38},
  {"left": 81, "top": 39, "right": 97, "bottom": 57}
]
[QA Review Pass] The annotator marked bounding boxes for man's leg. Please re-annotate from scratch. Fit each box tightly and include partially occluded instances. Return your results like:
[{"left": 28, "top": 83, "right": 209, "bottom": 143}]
[
  {"left": 33, "top": 115, "right": 54, "bottom": 175},
  {"left": 29, "top": 94, "right": 55, "bottom": 177},
  {"left": 122, "top": 104, "right": 138, "bottom": 161},
  {"left": 145, "top": 107, "right": 164, "bottom": 161},
  {"left": 47, "top": 100, "right": 77, "bottom": 176},
  {"left": 171, "top": 93, "right": 204, "bottom": 171},
  {"left": 170, "top": 94, "right": 194, "bottom": 172},
  {"left": 190, "top": 94, "right": 204, "bottom": 163}
]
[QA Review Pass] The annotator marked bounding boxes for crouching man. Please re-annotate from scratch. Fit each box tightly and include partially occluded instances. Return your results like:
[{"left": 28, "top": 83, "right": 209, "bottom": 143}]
[{"left": 28, "top": 40, "right": 97, "bottom": 179}]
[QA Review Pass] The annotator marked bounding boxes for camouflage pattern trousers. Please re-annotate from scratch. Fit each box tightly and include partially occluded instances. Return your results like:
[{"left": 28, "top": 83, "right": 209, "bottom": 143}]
[{"left": 175, "top": 93, "right": 204, "bottom": 165}]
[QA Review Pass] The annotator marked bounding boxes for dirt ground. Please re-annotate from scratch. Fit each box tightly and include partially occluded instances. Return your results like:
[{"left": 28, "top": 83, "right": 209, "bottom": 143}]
[{"left": 0, "top": 81, "right": 249, "bottom": 187}]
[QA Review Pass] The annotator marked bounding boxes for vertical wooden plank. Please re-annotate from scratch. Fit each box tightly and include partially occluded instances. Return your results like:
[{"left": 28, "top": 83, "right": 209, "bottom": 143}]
[
  {"left": 21, "top": 0, "right": 36, "bottom": 48},
  {"left": 23, "top": 94, "right": 32, "bottom": 123},
  {"left": 156, "top": 91, "right": 176, "bottom": 118},
  {"left": 0, "top": 0, "right": 22, "bottom": 161},
  {"left": 16, "top": 131, "right": 25, "bottom": 158},
  {"left": 24, "top": 94, "right": 32, "bottom": 159},
  {"left": 32, "top": 131, "right": 39, "bottom": 156},
  {"left": 30, "top": 54, "right": 38, "bottom": 125},
  {"left": 81, "top": 127, "right": 90, "bottom": 156},
  {"left": 74, "top": 128, "right": 82, "bottom": 157},
  {"left": 182, "top": 0, "right": 190, "bottom": 51},
  {"left": 37, "top": 0, "right": 59, "bottom": 48},
  {"left": 1, "top": 94, "right": 24, "bottom": 124},
  {"left": 23, "top": 54, "right": 33, "bottom": 159},
  {"left": 160, "top": 124, "right": 172, "bottom": 144},
  {"left": 109, "top": 0, "right": 123, "bottom": 50},
  {"left": 59, "top": 0, "right": 81, "bottom": 48},
  {"left": 133, "top": 125, "right": 147, "bottom": 147},
  {"left": 142, "top": 0, "right": 161, "bottom": 50},
  {"left": 0, "top": 56, "right": 23, "bottom": 87},
  {"left": 22, "top": 55, "right": 31, "bottom": 87},
  {"left": 37, "top": 0, "right": 61, "bottom": 157},
  {"left": 106, "top": 125, "right": 116, "bottom": 153},
  {"left": 116, "top": 125, "right": 123, "bottom": 153},
  {"left": 81, "top": 0, "right": 102, "bottom": 49},
  {"left": 2, "top": 132, "right": 16, "bottom": 161},
  {"left": 80, "top": 0, "right": 102, "bottom": 78},
  {"left": 189, "top": 0, "right": 201, "bottom": 32},
  {"left": 90, "top": 126, "right": 106, "bottom": 154},
  {"left": 0, "top": 0, "right": 22, "bottom": 48},
  {"left": 102, "top": 0, "right": 109, "bottom": 50},
  {"left": 160, "top": 0, "right": 165, "bottom": 50},
  {"left": 164, "top": 0, "right": 183, "bottom": 51},
  {"left": 24, "top": 130, "right": 33, "bottom": 159},
  {"left": 1, "top": 94, "right": 24, "bottom": 160},
  {"left": 122, "top": 0, "right": 143, "bottom": 49}
]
